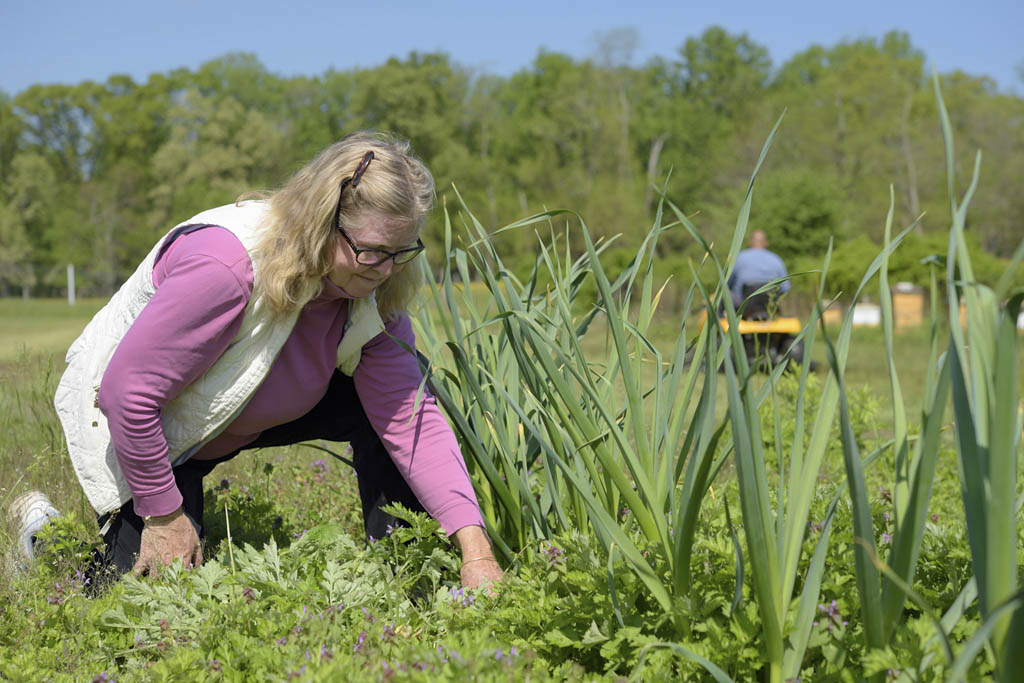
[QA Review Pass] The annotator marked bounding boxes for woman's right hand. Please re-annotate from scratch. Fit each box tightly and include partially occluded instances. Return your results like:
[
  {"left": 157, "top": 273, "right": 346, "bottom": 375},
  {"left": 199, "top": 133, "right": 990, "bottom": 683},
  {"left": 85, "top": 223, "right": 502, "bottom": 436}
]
[{"left": 132, "top": 507, "right": 203, "bottom": 577}]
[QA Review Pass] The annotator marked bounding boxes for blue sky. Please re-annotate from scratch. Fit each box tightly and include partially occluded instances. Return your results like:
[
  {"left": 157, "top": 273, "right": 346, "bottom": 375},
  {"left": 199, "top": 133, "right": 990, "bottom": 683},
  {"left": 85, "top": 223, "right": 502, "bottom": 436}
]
[{"left": 1, "top": 0, "right": 1020, "bottom": 96}]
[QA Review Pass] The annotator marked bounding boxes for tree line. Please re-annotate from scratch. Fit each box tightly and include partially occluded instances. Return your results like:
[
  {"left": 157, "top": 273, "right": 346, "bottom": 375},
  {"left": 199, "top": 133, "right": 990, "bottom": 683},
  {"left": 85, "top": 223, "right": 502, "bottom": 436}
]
[{"left": 1, "top": 27, "right": 1020, "bottom": 300}]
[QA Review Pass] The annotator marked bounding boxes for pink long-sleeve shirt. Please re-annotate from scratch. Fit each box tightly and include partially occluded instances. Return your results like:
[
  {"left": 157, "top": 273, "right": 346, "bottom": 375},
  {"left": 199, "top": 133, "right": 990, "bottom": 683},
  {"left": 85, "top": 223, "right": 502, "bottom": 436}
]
[{"left": 96, "top": 226, "right": 483, "bottom": 535}]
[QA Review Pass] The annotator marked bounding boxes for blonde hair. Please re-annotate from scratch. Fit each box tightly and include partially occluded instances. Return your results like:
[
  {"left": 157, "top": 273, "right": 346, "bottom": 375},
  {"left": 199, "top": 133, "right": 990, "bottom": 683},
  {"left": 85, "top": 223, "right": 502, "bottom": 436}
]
[{"left": 250, "top": 131, "right": 435, "bottom": 318}]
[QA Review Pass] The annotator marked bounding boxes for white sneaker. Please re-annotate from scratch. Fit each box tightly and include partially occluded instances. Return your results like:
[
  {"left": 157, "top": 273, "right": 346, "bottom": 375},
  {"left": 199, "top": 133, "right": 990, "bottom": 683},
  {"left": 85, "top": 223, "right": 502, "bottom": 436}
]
[{"left": 8, "top": 490, "right": 61, "bottom": 567}]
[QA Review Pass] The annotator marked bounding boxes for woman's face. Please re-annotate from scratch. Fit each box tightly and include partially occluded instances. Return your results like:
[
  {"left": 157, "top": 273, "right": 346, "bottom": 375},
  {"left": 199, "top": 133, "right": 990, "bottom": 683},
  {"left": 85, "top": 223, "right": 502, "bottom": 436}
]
[{"left": 328, "top": 211, "right": 419, "bottom": 298}]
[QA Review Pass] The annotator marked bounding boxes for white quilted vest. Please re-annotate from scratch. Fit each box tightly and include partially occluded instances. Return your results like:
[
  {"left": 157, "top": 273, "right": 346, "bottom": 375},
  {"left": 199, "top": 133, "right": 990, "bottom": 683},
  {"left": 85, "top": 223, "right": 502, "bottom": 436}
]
[{"left": 54, "top": 201, "right": 385, "bottom": 515}]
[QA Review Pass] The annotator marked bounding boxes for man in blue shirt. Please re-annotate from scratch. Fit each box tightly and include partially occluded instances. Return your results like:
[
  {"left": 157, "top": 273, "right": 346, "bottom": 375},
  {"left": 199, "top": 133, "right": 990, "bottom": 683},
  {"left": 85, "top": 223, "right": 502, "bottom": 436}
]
[{"left": 727, "top": 229, "right": 789, "bottom": 311}]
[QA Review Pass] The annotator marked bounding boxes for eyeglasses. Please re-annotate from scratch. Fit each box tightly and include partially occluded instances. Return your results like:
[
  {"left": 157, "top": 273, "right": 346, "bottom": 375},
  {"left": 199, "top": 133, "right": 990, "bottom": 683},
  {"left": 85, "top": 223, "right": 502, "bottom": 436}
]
[{"left": 332, "top": 150, "right": 425, "bottom": 267}]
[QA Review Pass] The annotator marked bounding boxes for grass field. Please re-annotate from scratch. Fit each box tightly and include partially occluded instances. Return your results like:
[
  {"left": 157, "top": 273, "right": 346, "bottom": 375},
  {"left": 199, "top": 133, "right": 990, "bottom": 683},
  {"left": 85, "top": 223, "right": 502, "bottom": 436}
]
[
  {"left": 0, "top": 295, "right": 1019, "bottom": 681},
  {"left": 0, "top": 298, "right": 106, "bottom": 363}
]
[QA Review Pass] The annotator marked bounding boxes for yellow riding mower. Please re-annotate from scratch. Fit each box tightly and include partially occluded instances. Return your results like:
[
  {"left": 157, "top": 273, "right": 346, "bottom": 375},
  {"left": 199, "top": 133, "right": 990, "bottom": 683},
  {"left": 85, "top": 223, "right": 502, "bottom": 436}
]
[{"left": 692, "top": 283, "right": 810, "bottom": 372}]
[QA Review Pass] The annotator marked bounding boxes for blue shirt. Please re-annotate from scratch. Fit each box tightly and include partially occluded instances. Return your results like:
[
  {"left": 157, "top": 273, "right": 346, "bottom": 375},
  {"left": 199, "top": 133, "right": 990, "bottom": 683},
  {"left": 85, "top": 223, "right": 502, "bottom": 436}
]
[{"left": 728, "top": 248, "right": 789, "bottom": 306}]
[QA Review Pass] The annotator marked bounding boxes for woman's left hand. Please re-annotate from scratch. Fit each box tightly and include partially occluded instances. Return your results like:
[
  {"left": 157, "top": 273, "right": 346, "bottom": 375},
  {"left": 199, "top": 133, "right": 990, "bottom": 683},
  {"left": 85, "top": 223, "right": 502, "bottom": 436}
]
[
  {"left": 454, "top": 525, "right": 503, "bottom": 591},
  {"left": 460, "top": 556, "right": 503, "bottom": 590}
]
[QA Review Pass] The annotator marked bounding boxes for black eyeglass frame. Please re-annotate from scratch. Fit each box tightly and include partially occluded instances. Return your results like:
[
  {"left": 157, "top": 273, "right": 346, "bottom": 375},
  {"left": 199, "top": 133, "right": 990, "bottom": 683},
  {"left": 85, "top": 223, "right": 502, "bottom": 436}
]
[{"left": 332, "top": 150, "right": 425, "bottom": 267}]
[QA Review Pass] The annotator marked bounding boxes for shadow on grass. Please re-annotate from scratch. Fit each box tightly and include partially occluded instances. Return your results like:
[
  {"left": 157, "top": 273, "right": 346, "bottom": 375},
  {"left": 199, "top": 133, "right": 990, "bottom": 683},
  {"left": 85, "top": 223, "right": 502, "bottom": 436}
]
[{"left": 200, "top": 489, "right": 299, "bottom": 555}]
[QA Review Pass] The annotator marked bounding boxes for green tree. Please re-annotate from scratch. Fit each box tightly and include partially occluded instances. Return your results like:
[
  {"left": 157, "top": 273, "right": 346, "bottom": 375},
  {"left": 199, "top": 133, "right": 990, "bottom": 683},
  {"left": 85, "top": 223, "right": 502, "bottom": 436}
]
[
  {"left": 279, "top": 75, "right": 337, "bottom": 161},
  {"left": 349, "top": 52, "right": 470, "bottom": 187},
  {"left": 677, "top": 26, "right": 771, "bottom": 119},
  {"left": 0, "top": 152, "right": 57, "bottom": 296},
  {"left": 931, "top": 71, "right": 1024, "bottom": 256},
  {"left": 0, "top": 201, "right": 32, "bottom": 297},
  {"left": 0, "top": 92, "right": 23, "bottom": 185},
  {"left": 14, "top": 83, "right": 102, "bottom": 184},
  {"left": 667, "top": 28, "right": 774, "bottom": 248},
  {"left": 191, "top": 53, "right": 285, "bottom": 113},
  {"left": 2, "top": 31, "right": 1022, "bottom": 299},
  {"left": 149, "top": 89, "right": 289, "bottom": 231},
  {"left": 491, "top": 49, "right": 648, "bottom": 253},
  {"left": 457, "top": 72, "right": 510, "bottom": 232},
  {"left": 752, "top": 167, "right": 848, "bottom": 260},
  {"left": 768, "top": 32, "right": 926, "bottom": 242},
  {"left": 629, "top": 55, "right": 730, "bottom": 251}
]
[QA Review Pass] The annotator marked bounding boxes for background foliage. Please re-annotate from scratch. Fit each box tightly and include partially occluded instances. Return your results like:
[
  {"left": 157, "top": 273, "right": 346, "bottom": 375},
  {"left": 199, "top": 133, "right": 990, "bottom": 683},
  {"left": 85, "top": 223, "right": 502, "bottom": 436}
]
[{"left": 0, "top": 28, "right": 1021, "bottom": 301}]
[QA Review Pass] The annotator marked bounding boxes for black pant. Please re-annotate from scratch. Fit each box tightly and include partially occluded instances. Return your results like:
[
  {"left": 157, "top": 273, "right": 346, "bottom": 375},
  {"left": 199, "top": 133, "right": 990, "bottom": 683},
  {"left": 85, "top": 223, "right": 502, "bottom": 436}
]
[{"left": 94, "top": 370, "right": 427, "bottom": 578}]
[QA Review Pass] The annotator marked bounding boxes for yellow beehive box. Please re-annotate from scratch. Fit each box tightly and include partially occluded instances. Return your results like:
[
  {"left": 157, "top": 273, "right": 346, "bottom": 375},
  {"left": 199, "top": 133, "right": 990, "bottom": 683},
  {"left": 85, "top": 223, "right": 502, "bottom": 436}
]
[
  {"left": 891, "top": 282, "right": 925, "bottom": 331},
  {"left": 821, "top": 301, "right": 843, "bottom": 327}
]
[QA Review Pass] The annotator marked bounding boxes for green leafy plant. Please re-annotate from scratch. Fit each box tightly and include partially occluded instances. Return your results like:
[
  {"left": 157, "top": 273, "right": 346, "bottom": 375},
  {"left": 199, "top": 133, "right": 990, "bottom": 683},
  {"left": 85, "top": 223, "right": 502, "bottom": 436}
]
[{"left": 822, "top": 74, "right": 1023, "bottom": 683}]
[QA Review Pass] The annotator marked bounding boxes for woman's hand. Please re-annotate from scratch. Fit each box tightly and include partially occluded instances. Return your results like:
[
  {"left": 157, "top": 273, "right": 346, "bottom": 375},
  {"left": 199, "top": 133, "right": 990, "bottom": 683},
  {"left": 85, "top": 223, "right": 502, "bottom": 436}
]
[
  {"left": 454, "top": 525, "right": 503, "bottom": 591},
  {"left": 460, "top": 556, "right": 503, "bottom": 590},
  {"left": 132, "top": 507, "right": 203, "bottom": 577}
]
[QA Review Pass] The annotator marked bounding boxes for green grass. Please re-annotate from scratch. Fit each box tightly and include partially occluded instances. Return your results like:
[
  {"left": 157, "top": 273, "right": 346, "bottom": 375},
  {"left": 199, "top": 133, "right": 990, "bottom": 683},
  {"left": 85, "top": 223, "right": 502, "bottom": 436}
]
[{"left": 0, "top": 298, "right": 106, "bottom": 363}]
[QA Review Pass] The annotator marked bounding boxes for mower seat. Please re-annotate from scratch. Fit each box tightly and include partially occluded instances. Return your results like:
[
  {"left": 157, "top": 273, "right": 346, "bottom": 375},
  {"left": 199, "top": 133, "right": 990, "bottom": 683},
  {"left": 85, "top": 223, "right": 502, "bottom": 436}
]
[{"left": 740, "top": 282, "right": 782, "bottom": 321}]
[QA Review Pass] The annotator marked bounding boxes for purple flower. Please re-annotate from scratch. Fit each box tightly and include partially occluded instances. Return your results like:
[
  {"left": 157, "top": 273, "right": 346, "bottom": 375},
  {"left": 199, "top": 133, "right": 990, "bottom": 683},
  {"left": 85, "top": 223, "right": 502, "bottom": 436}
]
[
  {"left": 931, "top": 513, "right": 939, "bottom": 523},
  {"left": 817, "top": 600, "right": 846, "bottom": 633},
  {"left": 494, "top": 646, "right": 519, "bottom": 662},
  {"left": 449, "top": 587, "right": 475, "bottom": 607},
  {"left": 354, "top": 631, "right": 367, "bottom": 653},
  {"left": 540, "top": 541, "right": 566, "bottom": 565},
  {"left": 362, "top": 607, "right": 376, "bottom": 623},
  {"left": 881, "top": 532, "right": 892, "bottom": 544}
]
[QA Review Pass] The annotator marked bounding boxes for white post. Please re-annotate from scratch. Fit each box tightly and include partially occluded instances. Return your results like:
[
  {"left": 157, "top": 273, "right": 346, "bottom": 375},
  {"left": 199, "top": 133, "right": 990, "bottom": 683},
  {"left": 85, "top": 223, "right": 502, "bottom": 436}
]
[{"left": 67, "top": 264, "right": 76, "bottom": 305}]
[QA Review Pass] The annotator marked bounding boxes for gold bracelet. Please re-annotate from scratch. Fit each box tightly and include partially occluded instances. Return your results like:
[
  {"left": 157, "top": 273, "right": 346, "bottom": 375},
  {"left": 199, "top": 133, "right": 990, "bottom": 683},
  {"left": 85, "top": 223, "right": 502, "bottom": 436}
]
[{"left": 461, "top": 556, "right": 495, "bottom": 566}]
